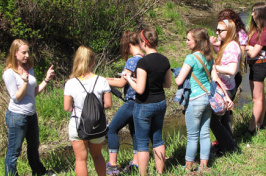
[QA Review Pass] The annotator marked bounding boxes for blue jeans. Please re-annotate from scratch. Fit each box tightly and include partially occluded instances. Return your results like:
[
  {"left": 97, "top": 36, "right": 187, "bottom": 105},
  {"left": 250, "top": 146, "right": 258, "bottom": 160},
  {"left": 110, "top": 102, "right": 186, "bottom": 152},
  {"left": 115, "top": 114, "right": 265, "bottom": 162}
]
[
  {"left": 185, "top": 94, "right": 212, "bottom": 161},
  {"left": 108, "top": 100, "right": 137, "bottom": 154},
  {"left": 133, "top": 100, "right": 166, "bottom": 152},
  {"left": 5, "top": 109, "right": 46, "bottom": 176}
]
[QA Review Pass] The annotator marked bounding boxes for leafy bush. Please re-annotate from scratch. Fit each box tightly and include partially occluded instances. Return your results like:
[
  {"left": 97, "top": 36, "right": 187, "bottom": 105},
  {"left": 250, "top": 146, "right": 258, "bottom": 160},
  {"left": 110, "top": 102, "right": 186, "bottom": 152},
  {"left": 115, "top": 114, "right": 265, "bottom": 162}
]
[{"left": 0, "top": 0, "right": 157, "bottom": 80}]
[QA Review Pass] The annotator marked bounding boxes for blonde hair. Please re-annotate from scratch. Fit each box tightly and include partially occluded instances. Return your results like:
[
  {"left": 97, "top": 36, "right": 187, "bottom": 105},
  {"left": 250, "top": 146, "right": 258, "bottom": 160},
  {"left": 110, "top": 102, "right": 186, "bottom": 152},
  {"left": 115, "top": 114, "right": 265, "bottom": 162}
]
[
  {"left": 215, "top": 20, "right": 239, "bottom": 65},
  {"left": 4, "top": 39, "right": 33, "bottom": 72},
  {"left": 69, "top": 46, "right": 96, "bottom": 78}
]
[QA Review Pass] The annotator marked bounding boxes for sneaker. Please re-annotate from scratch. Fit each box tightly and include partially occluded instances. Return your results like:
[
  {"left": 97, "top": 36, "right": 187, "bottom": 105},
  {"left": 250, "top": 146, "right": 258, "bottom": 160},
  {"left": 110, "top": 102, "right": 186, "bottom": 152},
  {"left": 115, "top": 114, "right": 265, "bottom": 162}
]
[
  {"left": 210, "top": 148, "right": 223, "bottom": 158},
  {"left": 33, "top": 170, "right": 56, "bottom": 176},
  {"left": 242, "top": 128, "right": 256, "bottom": 136},
  {"left": 197, "top": 166, "right": 211, "bottom": 174},
  {"left": 123, "top": 161, "right": 139, "bottom": 174},
  {"left": 46, "top": 171, "right": 56, "bottom": 176},
  {"left": 182, "top": 165, "right": 192, "bottom": 173},
  {"left": 106, "top": 162, "right": 120, "bottom": 175}
]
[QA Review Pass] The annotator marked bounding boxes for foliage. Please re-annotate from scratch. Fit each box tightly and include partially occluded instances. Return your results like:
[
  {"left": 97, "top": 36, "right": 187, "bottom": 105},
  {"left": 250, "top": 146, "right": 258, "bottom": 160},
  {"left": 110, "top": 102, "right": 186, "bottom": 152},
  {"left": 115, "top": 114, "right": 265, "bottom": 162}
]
[{"left": 0, "top": 0, "right": 158, "bottom": 81}]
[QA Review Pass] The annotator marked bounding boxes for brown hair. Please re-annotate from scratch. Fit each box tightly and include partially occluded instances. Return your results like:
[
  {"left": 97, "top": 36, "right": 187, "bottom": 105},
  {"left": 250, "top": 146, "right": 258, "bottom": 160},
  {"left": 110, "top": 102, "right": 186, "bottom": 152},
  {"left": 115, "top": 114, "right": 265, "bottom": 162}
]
[
  {"left": 218, "top": 9, "right": 246, "bottom": 33},
  {"left": 216, "top": 20, "right": 239, "bottom": 65},
  {"left": 5, "top": 39, "right": 33, "bottom": 72},
  {"left": 120, "top": 31, "right": 139, "bottom": 61},
  {"left": 69, "top": 46, "right": 96, "bottom": 78},
  {"left": 187, "top": 28, "right": 213, "bottom": 61},
  {"left": 139, "top": 27, "right": 158, "bottom": 48},
  {"left": 248, "top": 2, "right": 266, "bottom": 42}
]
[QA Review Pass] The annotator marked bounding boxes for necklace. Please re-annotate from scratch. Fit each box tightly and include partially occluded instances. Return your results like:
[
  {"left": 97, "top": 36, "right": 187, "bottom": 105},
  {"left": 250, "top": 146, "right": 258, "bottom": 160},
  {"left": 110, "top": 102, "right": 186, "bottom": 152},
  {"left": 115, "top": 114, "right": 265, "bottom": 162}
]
[{"left": 134, "top": 53, "right": 144, "bottom": 57}]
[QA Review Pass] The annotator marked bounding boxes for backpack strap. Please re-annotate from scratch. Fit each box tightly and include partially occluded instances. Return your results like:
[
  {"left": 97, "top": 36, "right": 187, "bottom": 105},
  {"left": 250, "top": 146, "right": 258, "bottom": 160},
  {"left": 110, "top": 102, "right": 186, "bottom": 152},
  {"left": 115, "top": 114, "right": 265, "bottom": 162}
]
[
  {"left": 193, "top": 54, "right": 211, "bottom": 80},
  {"left": 73, "top": 75, "right": 99, "bottom": 118},
  {"left": 191, "top": 73, "right": 208, "bottom": 93},
  {"left": 75, "top": 75, "right": 99, "bottom": 93},
  {"left": 92, "top": 75, "right": 99, "bottom": 92},
  {"left": 191, "top": 54, "right": 210, "bottom": 93}
]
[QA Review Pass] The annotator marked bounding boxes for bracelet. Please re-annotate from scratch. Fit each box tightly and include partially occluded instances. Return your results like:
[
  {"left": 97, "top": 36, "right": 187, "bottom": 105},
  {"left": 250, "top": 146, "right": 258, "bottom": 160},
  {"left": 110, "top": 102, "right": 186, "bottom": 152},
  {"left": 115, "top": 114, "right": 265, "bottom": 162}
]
[{"left": 44, "top": 79, "right": 50, "bottom": 83}]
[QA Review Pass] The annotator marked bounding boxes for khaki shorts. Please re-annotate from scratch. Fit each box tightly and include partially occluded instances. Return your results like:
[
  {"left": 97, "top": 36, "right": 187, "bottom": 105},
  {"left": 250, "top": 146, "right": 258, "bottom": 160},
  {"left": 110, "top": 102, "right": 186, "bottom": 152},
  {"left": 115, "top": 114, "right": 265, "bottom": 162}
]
[{"left": 68, "top": 117, "right": 105, "bottom": 144}]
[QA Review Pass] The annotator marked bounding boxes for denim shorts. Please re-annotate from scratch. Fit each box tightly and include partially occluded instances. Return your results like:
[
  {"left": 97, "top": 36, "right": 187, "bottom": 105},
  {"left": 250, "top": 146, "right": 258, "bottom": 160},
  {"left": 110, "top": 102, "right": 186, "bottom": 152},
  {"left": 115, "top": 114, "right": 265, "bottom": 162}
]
[
  {"left": 68, "top": 117, "right": 105, "bottom": 144},
  {"left": 133, "top": 100, "right": 166, "bottom": 151},
  {"left": 249, "top": 62, "right": 266, "bottom": 82}
]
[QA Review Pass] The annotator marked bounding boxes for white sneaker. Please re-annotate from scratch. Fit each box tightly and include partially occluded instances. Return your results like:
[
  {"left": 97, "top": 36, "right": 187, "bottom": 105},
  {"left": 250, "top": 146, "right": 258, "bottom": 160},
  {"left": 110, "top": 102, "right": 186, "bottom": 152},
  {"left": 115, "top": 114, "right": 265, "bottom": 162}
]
[{"left": 46, "top": 171, "right": 56, "bottom": 176}]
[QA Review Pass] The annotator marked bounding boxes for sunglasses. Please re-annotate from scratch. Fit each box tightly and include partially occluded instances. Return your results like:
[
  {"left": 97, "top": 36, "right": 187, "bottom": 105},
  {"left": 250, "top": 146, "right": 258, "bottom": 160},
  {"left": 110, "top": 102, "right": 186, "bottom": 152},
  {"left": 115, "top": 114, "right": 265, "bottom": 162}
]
[{"left": 216, "top": 29, "right": 227, "bottom": 34}]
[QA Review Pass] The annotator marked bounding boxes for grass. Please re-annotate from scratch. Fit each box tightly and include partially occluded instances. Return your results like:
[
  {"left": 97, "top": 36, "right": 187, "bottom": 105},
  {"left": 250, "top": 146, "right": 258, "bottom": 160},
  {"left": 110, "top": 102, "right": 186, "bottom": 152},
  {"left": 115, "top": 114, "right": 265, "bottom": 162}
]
[
  {"left": 0, "top": 74, "right": 265, "bottom": 175},
  {"left": 1, "top": 104, "right": 266, "bottom": 175}
]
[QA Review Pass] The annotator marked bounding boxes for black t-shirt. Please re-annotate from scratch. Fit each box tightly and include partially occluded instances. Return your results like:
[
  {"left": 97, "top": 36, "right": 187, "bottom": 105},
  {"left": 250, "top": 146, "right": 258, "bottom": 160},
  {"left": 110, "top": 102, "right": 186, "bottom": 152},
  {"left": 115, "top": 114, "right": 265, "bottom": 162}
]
[{"left": 136, "top": 53, "right": 170, "bottom": 104}]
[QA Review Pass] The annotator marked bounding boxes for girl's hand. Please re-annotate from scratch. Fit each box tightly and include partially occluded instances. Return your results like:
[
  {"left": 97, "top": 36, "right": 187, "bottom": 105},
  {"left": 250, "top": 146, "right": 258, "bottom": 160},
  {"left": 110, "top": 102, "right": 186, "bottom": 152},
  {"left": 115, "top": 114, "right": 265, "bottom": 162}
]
[
  {"left": 225, "top": 96, "right": 234, "bottom": 110},
  {"left": 245, "top": 45, "right": 254, "bottom": 51},
  {"left": 123, "top": 73, "right": 136, "bottom": 82},
  {"left": 210, "top": 36, "right": 221, "bottom": 47},
  {"left": 210, "top": 36, "right": 217, "bottom": 44},
  {"left": 131, "top": 77, "right": 137, "bottom": 82},
  {"left": 123, "top": 73, "right": 130, "bottom": 81},
  {"left": 45, "top": 65, "right": 55, "bottom": 81},
  {"left": 21, "top": 72, "right": 29, "bottom": 83}
]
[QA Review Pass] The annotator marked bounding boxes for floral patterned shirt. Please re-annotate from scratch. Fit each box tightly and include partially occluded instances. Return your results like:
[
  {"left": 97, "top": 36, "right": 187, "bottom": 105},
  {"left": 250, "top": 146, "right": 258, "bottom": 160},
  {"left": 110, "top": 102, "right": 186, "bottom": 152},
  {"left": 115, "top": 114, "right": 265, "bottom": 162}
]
[
  {"left": 123, "top": 55, "right": 142, "bottom": 101},
  {"left": 238, "top": 29, "right": 248, "bottom": 46},
  {"left": 218, "top": 41, "right": 241, "bottom": 90}
]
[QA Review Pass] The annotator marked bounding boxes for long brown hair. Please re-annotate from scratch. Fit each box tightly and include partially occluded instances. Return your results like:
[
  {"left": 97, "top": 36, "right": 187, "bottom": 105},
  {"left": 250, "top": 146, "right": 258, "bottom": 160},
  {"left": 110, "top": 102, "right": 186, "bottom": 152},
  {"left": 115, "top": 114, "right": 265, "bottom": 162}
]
[
  {"left": 248, "top": 2, "right": 266, "bottom": 42},
  {"left": 69, "top": 46, "right": 96, "bottom": 78},
  {"left": 5, "top": 39, "right": 33, "bottom": 73},
  {"left": 120, "top": 31, "right": 139, "bottom": 61},
  {"left": 187, "top": 28, "right": 213, "bottom": 61},
  {"left": 216, "top": 20, "right": 239, "bottom": 65}
]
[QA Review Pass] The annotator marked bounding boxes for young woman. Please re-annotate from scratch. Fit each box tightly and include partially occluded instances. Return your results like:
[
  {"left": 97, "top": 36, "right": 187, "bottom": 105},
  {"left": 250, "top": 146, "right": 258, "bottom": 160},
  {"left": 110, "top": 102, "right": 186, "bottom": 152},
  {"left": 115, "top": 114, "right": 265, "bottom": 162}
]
[
  {"left": 245, "top": 2, "right": 266, "bottom": 134},
  {"left": 175, "top": 28, "right": 233, "bottom": 171},
  {"left": 106, "top": 31, "right": 143, "bottom": 174},
  {"left": 210, "top": 9, "right": 248, "bottom": 145},
  {"left": 210, "top": 19, "right": 241, "bottom": 154},
  {"left": 64, "top": 46, "right": 112, "bottom": 176},
  {"left": 3, "top": 39, "right": 55, "bottom": 176},
  {"left": 211, "top": 9, "right": 248, "bottom": 98},
  {"left": 124, "top": 27, "right": 172, "bottom": 176}
]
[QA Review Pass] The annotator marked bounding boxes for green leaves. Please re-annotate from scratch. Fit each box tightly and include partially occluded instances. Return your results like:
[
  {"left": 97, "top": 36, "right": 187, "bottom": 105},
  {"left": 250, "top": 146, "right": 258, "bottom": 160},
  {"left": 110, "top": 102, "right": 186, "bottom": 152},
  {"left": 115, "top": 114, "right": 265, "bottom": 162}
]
[{"left": 1, "top": 0, "right": 155, "bottom": 77}]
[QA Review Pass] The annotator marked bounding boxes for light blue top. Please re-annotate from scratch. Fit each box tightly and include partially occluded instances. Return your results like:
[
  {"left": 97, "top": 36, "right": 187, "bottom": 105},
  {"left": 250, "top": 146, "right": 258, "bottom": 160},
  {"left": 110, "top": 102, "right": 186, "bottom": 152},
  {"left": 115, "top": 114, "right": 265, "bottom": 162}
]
[{"left": 184, "top": 52, "right": 213, "bottom": 99}]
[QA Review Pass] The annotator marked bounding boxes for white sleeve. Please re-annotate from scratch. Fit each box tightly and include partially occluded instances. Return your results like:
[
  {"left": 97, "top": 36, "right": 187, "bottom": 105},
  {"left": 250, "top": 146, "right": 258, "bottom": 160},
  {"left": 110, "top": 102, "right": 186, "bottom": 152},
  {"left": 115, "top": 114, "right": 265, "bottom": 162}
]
[
  {"left": 2, "top": 69, "right": 19, "bottom": 103},
  {"left": 64, "top": 79, "right": 73, "bottom": 96},
  {"left": 101, "top": 77, "right": 111, "bottom": 93}
]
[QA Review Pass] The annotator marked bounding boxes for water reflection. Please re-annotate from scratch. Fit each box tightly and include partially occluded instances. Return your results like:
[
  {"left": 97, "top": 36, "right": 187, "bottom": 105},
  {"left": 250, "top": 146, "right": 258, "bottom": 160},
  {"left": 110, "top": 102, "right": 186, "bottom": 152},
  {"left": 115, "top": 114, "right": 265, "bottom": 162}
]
[{"left": 163, "top": 113, "right": 186, "bottom": 138}]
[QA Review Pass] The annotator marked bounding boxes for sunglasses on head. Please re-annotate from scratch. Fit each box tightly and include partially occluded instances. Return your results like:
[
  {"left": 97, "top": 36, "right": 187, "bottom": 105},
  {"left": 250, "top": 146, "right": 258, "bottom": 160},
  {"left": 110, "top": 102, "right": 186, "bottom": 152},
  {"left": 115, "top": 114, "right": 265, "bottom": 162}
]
[{"left": 216, "top": 29, "right": 227, "bottom": 34}]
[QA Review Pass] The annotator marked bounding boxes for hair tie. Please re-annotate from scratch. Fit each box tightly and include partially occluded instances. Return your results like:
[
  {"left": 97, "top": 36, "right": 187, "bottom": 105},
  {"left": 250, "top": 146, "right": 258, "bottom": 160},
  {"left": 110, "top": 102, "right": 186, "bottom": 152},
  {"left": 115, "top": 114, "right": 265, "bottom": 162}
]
[
  {"left": 141, "top": 30, "right": 152, "bottom": 47},
  {"left": 223, "top": 19, "right": 229, "bottom": 27}
]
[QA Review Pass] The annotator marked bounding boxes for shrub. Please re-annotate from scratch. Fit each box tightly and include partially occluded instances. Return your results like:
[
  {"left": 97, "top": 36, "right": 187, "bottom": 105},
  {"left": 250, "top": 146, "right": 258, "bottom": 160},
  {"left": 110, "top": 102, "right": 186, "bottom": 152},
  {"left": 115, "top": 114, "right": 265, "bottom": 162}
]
[{"left": 0, "top": 0, "right": 157, "bottom": 80}]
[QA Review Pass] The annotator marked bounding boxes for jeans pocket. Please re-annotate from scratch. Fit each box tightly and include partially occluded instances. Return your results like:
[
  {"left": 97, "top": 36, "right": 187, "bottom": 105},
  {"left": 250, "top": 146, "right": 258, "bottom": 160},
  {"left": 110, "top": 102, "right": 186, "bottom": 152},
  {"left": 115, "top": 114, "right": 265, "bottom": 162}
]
[{"left": 5, "top": 110, "right": 27, "bottom": 128}]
